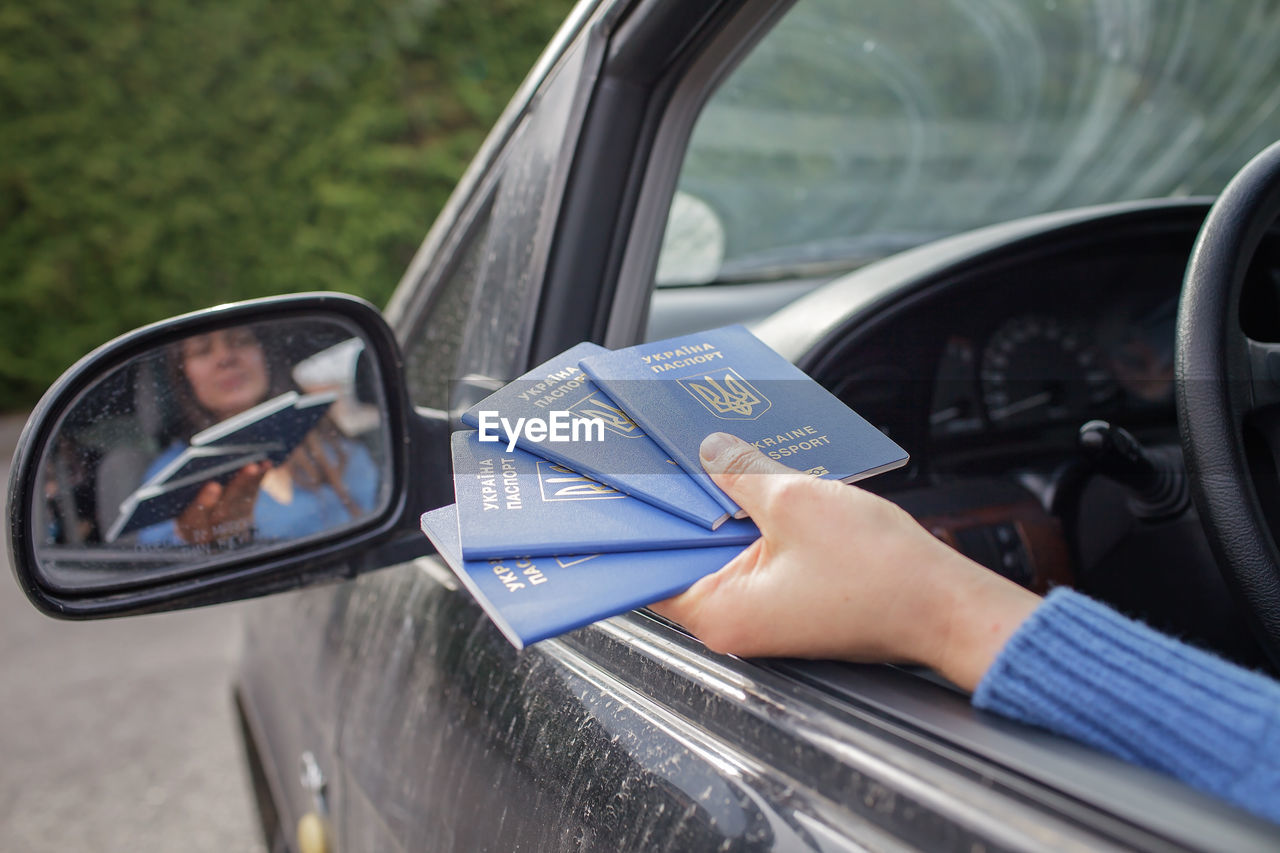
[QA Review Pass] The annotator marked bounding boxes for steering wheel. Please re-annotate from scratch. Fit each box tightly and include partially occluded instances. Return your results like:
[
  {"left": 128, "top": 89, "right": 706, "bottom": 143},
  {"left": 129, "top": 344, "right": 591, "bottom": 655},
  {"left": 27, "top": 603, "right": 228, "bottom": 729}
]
[{"left": 1178, "top": 139, "right": 1280, "bottom": 667}]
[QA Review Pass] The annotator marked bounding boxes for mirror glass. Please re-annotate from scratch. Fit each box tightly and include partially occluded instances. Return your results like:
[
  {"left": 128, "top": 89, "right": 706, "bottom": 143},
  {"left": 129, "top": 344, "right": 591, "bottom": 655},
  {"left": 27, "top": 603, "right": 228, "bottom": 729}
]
[{"left": 32, "top": 316, "right": 391, "bottom": 591}]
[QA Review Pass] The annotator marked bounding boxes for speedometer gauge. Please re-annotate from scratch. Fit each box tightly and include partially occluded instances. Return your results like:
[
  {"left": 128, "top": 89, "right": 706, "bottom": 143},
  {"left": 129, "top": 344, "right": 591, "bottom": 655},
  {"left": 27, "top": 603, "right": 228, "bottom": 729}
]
[{"left": 980, "top": 315, "right": 1115, "bottom": 428}]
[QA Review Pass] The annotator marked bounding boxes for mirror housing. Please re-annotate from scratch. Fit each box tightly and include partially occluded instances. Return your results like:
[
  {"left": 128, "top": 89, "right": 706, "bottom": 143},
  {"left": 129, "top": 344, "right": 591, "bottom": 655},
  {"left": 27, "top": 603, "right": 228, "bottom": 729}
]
[{"left": 8, "top": 293, "right": 443, "bottom": 618}]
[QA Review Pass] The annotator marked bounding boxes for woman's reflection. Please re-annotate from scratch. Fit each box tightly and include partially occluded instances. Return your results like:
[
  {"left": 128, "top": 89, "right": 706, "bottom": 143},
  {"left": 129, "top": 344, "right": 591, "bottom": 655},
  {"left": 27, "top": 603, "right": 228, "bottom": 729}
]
[{"left": 138, "top": 325, "right": 379, "bottom": 547}]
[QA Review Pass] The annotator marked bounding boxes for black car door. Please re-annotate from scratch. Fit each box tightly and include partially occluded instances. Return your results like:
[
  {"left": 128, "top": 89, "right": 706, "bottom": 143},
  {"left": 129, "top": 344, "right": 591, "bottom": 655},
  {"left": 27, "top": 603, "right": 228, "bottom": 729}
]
[{"left": 239, "top": 0, "right": 1280, "bottom": 849}]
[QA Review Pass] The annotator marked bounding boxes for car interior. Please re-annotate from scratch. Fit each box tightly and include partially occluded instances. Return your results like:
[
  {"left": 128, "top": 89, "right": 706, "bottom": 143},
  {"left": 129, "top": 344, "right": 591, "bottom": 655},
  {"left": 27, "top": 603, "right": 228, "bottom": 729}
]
[
  {"left": 650, "top": 200, "right": 1266, "bottom": 664},
  {"left": 641, "top": 196, "right": 1275, "bottom": 837},
  {"left": 610, "top": 0, "right": 1280, "bottom": 843}
]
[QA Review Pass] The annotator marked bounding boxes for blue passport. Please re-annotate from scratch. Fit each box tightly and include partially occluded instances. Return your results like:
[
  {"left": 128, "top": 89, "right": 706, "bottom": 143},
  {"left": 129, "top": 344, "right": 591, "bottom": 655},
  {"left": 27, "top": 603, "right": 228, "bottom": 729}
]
[
  {"left": 579, "top": 325, "right": 909, "bottom": 517},
  {"left": 450, "top": 431, "right": 759, "bottom": 559},
  {"left": 420, "top": 504, "right": 743, "bottom": 649},
  {"left": 460, "top": 341, "right": 731, "bottom": 529},
  {"left": 104, "top": 390, "right": 339, "bottom": 541}
]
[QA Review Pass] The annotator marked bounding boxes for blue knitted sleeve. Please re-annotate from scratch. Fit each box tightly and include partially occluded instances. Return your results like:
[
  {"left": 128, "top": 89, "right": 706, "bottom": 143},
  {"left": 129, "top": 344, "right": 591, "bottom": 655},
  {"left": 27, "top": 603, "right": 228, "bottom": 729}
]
[{"left": 973, "top": 588, "right": 1280, "bottom": 824}]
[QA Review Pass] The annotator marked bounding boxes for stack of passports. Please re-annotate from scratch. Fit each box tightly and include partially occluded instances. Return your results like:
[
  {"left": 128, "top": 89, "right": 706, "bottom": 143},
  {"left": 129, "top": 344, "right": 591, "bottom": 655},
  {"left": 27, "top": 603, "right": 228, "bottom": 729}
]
[
  {"left": 419, "top": 324, "right": 909, "bottom": 650},
  {"left": 106, "top": 390, "right": 338, "bottom": 542}
]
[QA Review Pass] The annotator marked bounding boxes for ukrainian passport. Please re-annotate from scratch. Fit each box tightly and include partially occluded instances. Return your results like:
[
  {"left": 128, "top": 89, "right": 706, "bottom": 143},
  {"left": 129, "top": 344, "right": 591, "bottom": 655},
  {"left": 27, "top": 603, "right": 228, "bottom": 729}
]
[
  {"left": 105, "top": 389, "right": 338, "bottom": 542},
  {"left": 450, "top": 430, "right": 759, "bottom": 559},
  {"left": 460, "top": 341, "right": 732, "bottom": 529},
  {"left": 420, "top": 504, "right": 742, "bottom": 650},
  {"left": 579, "top": 325, "right": 909, "bottom": 517}
]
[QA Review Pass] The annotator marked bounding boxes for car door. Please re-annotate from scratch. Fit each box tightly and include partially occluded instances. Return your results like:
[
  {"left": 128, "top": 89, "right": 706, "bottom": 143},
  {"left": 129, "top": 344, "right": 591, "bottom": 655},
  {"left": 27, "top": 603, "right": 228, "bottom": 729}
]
[
  {"left": 329, "top": 7, "right": 611, "bottom": 848},
  {"left": 326, "top": 0, "right": 1073, "bottom": 848},
  {"left": 238, "top": 0, "right": 1280, "bottom": 850}
]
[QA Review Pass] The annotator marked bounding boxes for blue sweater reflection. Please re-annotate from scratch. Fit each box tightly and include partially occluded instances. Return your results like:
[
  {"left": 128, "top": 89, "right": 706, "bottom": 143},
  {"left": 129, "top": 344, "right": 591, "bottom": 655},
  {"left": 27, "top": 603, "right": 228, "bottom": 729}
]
[{"left": 138, "top": 439, "right": 380, "bottom": 545}]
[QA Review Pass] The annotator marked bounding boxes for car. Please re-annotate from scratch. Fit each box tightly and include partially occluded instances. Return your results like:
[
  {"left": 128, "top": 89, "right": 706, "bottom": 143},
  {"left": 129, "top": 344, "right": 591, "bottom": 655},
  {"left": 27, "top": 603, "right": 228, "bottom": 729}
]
[{"left": 10, "top": 0, "right": 1280, "bottom": 849}]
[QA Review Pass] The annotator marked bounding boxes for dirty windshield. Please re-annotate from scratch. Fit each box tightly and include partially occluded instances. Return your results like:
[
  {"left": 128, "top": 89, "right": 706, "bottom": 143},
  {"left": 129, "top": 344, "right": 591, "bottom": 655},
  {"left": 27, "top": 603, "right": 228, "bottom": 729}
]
[{"left": 657, "top": 0, "right": 1280, "bottom": 285}]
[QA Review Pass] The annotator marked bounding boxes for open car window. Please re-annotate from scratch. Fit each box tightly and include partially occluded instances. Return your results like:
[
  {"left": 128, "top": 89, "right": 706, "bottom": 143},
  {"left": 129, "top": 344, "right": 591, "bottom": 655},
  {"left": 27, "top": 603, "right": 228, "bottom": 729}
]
[{"left": 657, "top": 0, "right": 1280, "bottom": 288}]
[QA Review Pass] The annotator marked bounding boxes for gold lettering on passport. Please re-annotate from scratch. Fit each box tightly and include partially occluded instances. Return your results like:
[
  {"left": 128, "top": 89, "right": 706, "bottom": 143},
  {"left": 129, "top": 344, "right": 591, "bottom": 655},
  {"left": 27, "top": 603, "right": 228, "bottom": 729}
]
[{"left": 677, "top": 367, "right": 771, "bottom": 420}]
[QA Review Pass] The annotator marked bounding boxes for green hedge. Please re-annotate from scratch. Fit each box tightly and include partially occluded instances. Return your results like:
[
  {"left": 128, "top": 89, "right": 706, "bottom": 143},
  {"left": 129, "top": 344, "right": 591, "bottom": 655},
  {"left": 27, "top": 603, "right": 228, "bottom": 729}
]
[{"left": 0, "top": 0, "right": 574, "bottom": 410}]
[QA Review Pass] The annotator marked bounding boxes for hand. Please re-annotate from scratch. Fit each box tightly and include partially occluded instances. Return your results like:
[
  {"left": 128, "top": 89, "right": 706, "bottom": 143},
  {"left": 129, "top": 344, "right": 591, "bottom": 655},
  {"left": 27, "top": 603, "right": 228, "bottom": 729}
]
[
  {"left": 650, "top": 434, "right": 1041, "bottom": 691},
  {"left": 175, "top": 461, "right": 270, "bottom": 546}
]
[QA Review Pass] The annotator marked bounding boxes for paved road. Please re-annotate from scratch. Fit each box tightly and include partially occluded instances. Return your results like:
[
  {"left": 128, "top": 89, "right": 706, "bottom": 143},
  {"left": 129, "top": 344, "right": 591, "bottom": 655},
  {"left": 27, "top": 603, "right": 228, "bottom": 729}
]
[{"left": 0, "top": 414, "right": 266, "bottom": 852}]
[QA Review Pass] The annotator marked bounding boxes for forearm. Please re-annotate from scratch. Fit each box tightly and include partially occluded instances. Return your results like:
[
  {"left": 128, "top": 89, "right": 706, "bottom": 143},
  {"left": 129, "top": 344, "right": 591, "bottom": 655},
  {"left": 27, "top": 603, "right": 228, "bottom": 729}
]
[{"left": 974, "top": 588, "right": 1280, "bottom": 823}]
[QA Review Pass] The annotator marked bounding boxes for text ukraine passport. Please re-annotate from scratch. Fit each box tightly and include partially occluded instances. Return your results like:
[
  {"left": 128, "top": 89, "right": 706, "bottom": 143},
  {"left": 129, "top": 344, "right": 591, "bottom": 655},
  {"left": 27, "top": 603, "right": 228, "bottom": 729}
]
[
  {"left": 420, "top": 504, "right": 742, "bottom": 649},
  {"left": 450, "top": 431, "right": 759, "bottom": 559},
  {"left": 579, "top": 325, "right": 909, "bottom": 517},
  {"left": 460, "top": 341, "right": 731, "bottom": 528}
]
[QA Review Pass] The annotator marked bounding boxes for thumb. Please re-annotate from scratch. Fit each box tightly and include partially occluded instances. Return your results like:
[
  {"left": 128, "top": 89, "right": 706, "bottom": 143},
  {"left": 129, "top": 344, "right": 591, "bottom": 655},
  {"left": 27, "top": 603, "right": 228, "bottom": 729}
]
[
  {"left": 699, "top": 432, "right": 795, "bottom": 525},
  {"left": 195, "top": 480, "right": 223, "bottom": 509}
]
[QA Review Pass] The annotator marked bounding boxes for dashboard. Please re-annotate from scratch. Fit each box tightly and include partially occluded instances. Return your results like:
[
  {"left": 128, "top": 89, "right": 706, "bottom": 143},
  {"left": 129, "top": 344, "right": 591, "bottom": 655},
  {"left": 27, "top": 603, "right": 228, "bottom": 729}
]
[
  {"left": 783, "top": 199, "right": 1280, "bottom": 669},
  {"left": 653, "top": 197, "right": 1280, "bottom": 501},
  {"left": 801, "top": 213, "right": 1212, "bottom": 484},
  {"left": 765, "top": 204, "right": 1267, "bottom": 655},
  {"left": 653, "top": 202, "right": 1221, "bottom": 481},
  {"left": 930, "top": 284, "right": 1176, "bottom": 440},
  {"left": 921, "top": 249, "right": 1183, "bottom": 447},
  {"left": 657, "top": 198, "right": 1280, "bottom": 478}
]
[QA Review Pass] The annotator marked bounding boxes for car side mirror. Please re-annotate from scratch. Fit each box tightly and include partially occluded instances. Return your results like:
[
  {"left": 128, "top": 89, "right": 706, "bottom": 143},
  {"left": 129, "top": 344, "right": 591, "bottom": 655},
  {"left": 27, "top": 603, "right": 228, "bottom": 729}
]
[{"left": 7, "top": 293, "right": 440, "bottom": 619}]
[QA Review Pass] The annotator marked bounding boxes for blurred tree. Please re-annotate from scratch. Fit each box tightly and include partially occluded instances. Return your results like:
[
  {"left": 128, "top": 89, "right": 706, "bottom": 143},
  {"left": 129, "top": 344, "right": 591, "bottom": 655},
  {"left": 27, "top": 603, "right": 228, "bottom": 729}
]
[{"left": 0, "top": 0, "right": 574, "bottom": 409}]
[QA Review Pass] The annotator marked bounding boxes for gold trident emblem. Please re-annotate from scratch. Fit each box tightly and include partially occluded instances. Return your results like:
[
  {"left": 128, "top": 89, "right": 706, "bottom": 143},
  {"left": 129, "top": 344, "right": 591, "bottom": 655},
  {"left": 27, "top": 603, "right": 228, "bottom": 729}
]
[
  {"left": 536, "top": 462, "right": 625, "bottom": 501},
  {"left": 678, "top": 368, "right": 771, "bottom": 420},
  {"left": 570, "top": 394, "right": 639, "bottom": 437}
]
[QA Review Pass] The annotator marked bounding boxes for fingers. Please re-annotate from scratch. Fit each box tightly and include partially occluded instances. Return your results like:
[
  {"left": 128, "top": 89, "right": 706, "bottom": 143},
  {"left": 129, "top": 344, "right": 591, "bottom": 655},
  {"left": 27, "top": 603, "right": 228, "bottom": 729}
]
[
  {"left": 647, "top": 596, "right": 688, "bottom": 627},
  {"left": 699, "top": 432, "right": 807, "bottom": 529},
  {"left": 177, "top": 463, "right": 268, "bottom": 545},
  {"left": 209, "top": 462, "right": 269, "bottom": 535},
  {"left": 222, "top": 461, "right": 269, "bottom": 506},
  {"left": 649, "top": 556, "right": 724, "bottom": 628},
  {"left": 194, "top": 480, "right": 223, "bottom": 508},
  {"left": 700, "top": 432, "right": 791, "bottom": 477},
  {"left": 649, "top": 538, "right": 766, "bottom": 654},
  {"left": 176, "top": 481, "right": 223, "bottom": 544}
]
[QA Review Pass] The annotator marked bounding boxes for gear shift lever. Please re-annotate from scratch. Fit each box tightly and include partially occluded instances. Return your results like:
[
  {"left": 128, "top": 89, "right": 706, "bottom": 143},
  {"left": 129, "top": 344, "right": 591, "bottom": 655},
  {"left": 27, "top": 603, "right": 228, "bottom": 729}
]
[{"left": 1078, "top": 419, "right": 1188, "bottom": 520}]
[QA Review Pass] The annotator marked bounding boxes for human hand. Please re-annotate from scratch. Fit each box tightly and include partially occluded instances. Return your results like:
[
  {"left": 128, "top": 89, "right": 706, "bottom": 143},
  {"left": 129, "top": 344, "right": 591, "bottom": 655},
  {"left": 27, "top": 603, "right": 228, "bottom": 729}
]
[
  {"left": 650, "top": 434, "right": 1041, "bottom": 691},
  {"left": 175, "top": 461, "right": 270, "bottom": 546}
]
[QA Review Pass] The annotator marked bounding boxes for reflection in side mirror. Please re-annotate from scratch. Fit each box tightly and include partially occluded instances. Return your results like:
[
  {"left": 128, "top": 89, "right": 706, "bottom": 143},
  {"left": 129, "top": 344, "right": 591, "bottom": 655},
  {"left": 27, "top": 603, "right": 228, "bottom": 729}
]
[{"left": 33, "top": 316, "right": 391, "bottom": 592}]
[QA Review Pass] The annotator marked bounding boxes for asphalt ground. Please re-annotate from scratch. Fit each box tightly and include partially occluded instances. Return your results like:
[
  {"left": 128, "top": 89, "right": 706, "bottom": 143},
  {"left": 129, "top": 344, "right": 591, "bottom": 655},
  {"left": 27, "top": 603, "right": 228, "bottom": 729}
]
[{"left": 0, "top": 413, "right": 266, "bottom": 852}]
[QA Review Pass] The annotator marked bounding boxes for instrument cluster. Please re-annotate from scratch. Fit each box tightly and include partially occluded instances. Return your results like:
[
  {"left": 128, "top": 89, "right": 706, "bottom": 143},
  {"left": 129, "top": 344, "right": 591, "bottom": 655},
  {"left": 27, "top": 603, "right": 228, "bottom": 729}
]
[
  {"left": 927, "top": 268, "right": 1181, "bottom": 445},
  {"left": 818, "top": 221, "right": 1225, "bottom": 472}
]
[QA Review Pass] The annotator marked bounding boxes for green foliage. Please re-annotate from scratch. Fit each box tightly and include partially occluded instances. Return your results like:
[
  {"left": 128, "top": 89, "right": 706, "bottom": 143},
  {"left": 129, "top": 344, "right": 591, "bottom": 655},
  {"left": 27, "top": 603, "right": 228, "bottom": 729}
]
[{"left": 0, "top": 0, "right": 574, "bottom": 409}]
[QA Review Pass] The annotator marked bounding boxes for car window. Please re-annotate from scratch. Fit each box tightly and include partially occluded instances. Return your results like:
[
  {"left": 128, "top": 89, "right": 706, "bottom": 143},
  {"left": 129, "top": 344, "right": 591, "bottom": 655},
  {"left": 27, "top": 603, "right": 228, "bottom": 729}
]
[
  {"left": 657, "top": 0, "right": 1280, "bottom": 287},
  {"left": 403, "top": 196, "right": 495, "bottom": 411}
]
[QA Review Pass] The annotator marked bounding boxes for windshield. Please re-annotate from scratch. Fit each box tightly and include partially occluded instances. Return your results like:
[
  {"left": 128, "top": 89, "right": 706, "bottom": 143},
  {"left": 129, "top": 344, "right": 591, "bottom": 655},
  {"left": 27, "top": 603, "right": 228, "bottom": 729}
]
[{"left": 657, "top": 0, "right": 1280, "bottom": 285}]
